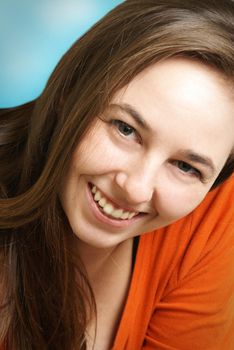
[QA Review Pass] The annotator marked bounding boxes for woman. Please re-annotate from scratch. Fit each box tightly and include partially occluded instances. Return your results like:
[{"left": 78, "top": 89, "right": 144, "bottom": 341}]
[{"left": 0, "top": 0, "right": 234, "bottom": 349}]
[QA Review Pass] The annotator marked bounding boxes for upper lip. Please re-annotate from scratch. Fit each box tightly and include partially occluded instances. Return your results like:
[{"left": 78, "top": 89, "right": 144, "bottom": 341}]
[{"left": 90, "top": 182, "right": 147, "bottom": 214}]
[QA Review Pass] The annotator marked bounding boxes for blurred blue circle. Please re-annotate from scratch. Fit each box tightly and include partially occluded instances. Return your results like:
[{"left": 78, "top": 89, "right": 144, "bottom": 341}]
[{"left": 0, "top": 0, "right": 123, "bottom": 107}]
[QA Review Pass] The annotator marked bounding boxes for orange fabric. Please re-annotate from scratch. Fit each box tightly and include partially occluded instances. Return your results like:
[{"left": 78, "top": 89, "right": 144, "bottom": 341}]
[{"left": 113, "top": 175, "right": 234, "bottom": 349}]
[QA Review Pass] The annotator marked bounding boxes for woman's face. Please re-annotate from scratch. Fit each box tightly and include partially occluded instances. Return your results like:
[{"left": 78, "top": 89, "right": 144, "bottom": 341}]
[{"left": 60, "top": 58, "right": 234, "bottom": 248}]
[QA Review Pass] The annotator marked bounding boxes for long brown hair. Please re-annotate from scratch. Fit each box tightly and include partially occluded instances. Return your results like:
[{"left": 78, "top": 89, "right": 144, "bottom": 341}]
[{"left": 0, "top": 0, "right": 234, "bottom": 348}]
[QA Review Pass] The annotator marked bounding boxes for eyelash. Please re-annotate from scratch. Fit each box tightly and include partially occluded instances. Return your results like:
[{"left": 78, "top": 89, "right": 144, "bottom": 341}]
[
  {"left": 171, "top": 160, "right": 203, "bottom": 179},
  {"left": 110, "top": 119, "right": 140, "bottom": 142},
  {"left": 109, "top": 118, "right": 204, "bottom": 180}
]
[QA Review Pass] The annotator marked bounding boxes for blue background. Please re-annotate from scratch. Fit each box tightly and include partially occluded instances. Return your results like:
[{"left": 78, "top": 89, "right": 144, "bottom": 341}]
[{"left": 0, "top": 0, "right": 123, "bottom": 107}]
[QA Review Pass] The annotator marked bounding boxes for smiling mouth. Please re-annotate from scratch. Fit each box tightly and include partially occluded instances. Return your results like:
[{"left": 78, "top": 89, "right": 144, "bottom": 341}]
[{"left": 89, "top": 183, "right": 143, "bottom": 221}]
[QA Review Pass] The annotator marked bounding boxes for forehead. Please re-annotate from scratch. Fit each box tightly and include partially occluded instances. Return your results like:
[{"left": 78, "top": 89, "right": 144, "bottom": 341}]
[
  {"left": 114, "top": 57, "right": 233, "bottom": 126},
  {"left": 119, "top": 58, "right": 232, "bottom": 109}
]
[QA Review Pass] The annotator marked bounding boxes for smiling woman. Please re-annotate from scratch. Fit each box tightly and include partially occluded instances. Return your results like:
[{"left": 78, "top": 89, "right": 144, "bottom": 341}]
[
  {"left": 60, "top": 58, "right": 234, "bottom": 252},
  {"left": 0, "top": 1, "right": 234, "bottom": 350}
]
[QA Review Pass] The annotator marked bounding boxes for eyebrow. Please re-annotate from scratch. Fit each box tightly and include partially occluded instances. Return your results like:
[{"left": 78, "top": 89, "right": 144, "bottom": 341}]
[
  {"left": 110, "top": 103, "right": 151, "bottom": 131},
  {"left": 109, "top": 103, "right": 216, "bottom": 175}
]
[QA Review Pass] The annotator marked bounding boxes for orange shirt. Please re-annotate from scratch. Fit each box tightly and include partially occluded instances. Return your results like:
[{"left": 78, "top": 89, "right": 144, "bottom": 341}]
[{"left": 113, "top": 175, "right": 234, "bottom": 349}]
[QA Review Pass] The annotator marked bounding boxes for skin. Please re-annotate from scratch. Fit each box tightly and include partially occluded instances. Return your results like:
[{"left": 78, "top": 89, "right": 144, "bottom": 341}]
[{"left": 60, "top": 58, "right": 234, "bottom": 251}]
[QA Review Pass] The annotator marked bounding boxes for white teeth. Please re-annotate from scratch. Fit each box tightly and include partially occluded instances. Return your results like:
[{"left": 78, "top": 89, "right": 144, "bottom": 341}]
[
  {"left": 120, "top": 211, "right": 130, "bottom": 219},
  {"left": 102, "top": 203, "right": 114, "bottom": 215},
  {"left": 98, "top": 197, "right": 107, "bottom": 208},
  {"left": 91, "top": 184, "right": 138, "bottom": 220},
  {"left": 111, "top": 209, "right": 123, "bottom": 218},
  {"left": 128, "top": 212, "right": 136, "bottom": 219},
  {"left": 94, "top": 191, "right": 101, "bottom": 201}
]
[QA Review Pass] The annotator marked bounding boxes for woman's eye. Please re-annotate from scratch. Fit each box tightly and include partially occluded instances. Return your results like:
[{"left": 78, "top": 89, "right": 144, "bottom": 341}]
[
  {"left": 111, "top": 119, "right": 139, "bottom": 140},
  {"left": 173, "top": 160, "right": 202, "bottom": 178}
]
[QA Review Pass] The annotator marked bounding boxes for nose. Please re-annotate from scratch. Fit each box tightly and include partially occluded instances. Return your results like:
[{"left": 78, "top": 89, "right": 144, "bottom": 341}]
[{"left": 114, "top": 162, "right": 157, "bottom": 205}]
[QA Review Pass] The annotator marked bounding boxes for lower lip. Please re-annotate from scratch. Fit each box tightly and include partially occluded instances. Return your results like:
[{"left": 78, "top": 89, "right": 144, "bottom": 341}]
[{"left": 86, "top": 183, "right": 144, "bottom": 228}]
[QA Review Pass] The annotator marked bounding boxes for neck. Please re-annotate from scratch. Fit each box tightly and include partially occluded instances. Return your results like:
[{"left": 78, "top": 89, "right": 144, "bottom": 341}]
[{"left": 69, "top": 236, "right": 133, "bottom": 282}]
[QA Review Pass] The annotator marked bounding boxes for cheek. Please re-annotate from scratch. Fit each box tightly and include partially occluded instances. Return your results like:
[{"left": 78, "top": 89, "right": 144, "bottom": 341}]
[
  {"left": 59, "top": 168, "right": 78, "bottom": 214},
  {"left": 157, "top": 185, "right": 209, "bottom": 221},
  {"left": 72, "top": 136, "right": 129, "bottom": 175}
]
